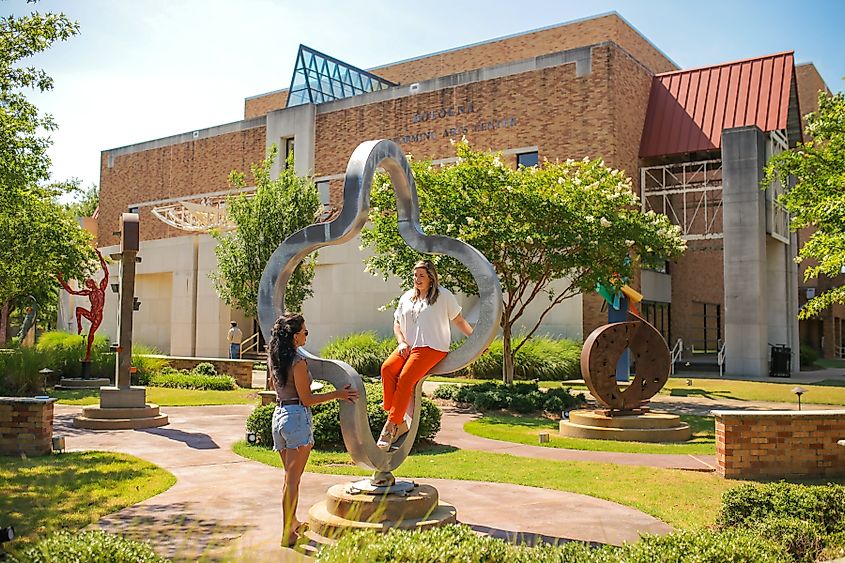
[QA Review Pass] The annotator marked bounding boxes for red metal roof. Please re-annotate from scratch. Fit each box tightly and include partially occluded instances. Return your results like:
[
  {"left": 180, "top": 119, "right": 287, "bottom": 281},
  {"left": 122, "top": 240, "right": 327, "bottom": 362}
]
[{"left": 639, "top": 52, "right": 795, "bottom": 158}]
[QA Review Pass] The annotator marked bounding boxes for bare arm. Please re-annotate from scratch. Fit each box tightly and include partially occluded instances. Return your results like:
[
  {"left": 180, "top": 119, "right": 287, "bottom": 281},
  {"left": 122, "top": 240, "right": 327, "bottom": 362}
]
[
  {"left": 56, "top": 273, "right": 86, "bottom": 296},
  {"left": 452, "top": 312, "right": 473, "bottom": 337},
  {"left": 292, "top": 360, "right": 358, "bottom": 407},
  {"left": 393, "top": 321, "right": 410, "bottom": 358},
  {"left": 97, "top": 251, "right": 109, "bottom": 291}
]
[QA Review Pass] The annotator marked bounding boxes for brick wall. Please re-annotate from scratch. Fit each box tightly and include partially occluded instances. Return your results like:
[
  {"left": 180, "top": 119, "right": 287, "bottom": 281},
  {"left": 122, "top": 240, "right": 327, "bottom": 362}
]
[
  {"left": 99, "top": 126, "right": 267, "bottom": 247},
  {"left": 242, "top": 13, "right": 676, "bottom": 121},
  {"left": 669, "top": 242, "right": 725, "bottom": 351},
  {"left": 143, "top": 356, "right": 255, "bottom": 388},
  {"left": 0, "top": 397, "right": 56, "bottom": 456},
  {"left": 714, "top": 410, "right": 845, "bottom": 479}
]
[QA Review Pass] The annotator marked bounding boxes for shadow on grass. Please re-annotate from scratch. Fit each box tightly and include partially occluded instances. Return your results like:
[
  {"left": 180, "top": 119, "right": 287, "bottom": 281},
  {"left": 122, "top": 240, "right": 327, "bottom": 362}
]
[
  {"left": 50, "top": 388, "right": 99, "bottom": 401},
  {"left": 812, "top": 379, "right": 845, "bottom": 388},
  {"left": 669, "top": 387, "right": 735, "bottom": 400}
]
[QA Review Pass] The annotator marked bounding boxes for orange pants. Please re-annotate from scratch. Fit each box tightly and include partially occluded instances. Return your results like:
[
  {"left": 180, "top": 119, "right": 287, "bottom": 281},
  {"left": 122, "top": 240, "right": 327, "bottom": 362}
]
[{"left": 381, "top": 346, "right": 448, "bottom": 424}]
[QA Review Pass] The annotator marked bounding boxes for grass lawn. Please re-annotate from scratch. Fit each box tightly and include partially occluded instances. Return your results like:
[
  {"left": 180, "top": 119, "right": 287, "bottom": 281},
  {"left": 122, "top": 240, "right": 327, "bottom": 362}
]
[
  {"left": 429, "top": 376, "right": 845, "bottom": 406},
  {"left": 814, "top": 358, "right": 845, "bottom": 369},
  {"left": 0, "top": 451, "right": 175, "bottom": 549},
  {"left": 234, "top": 441, "right": 736, "bottom": 529},
  {"left": 51, "top": 386, "right": 260, "bottom": 406},
  {"left": 464, "top": 413, "right": 715, "bottom": 455}
]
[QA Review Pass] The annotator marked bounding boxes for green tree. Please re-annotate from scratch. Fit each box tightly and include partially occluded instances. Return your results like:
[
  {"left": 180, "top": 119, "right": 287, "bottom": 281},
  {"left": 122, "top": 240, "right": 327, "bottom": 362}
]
[
  {"left": 764, "top": 89, "right": 845, "bottom": 319},
  {"left": 362, "top": 141, "right": 686, "bottom": 383},
  {"left": 0, "top": 7, "right": 92, "bottom": 344},
  {"left": 211, "top": 147, "right": 320, "bottom": 319},
  {"left": 64, "top": 182, "right": 100, "bottom": 218}
]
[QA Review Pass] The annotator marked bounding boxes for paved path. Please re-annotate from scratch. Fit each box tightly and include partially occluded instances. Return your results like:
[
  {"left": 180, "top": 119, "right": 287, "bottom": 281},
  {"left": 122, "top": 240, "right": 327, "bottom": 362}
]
[{"left": 55, "top": 404, "right": 672, "bottom": 561}]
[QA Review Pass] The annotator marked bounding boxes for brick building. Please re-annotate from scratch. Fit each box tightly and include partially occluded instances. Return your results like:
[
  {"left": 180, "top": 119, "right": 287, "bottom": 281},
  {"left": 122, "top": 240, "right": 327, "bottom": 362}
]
[{"left": 78, "top": 12, "right": 834, "bottom": 372}]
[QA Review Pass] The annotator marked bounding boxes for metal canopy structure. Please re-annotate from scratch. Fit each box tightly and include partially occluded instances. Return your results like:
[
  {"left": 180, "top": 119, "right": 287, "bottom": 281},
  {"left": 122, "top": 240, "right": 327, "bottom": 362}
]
[
  {"left": 151, "top": 196, "right": 238, "bottom": 233},
  {"left": 286, "top": 45, "right": 396, "bottom": 107}
]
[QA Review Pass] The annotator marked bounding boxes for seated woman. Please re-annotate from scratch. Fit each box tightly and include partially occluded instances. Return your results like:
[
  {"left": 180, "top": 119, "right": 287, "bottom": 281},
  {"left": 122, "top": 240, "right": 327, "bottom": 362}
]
[
  {"left": 268, "top": 313, "right": 359, "bottom": 546},
  {"left": 378, "top": 260, "right": 473, "bottom": 449}
]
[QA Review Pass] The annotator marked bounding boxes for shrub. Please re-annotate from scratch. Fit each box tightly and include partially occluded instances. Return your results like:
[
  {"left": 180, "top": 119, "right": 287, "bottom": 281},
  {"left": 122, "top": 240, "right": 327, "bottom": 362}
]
[
  {"left": 431, "top": 384, "right": 459, "bottom": 400},
  {"left": 456, "top": 336, "right": 582, "bottom": 381},
  {"left": 149, "top": 371, "right": 236, "bottom": 391},
  {"left": 36, "top": 330, "right": 114, "bottom": 378},
  {"left": 315, "top": 524, "right": 789, "bottom": 563},
  {"left": 718, "top": 482, "right": 845, "bottom": 536},
  {"left": 18, "top": 529, "right": 169, "bottom": 563},
  {"left": 447, "top": 380, "right": 585, "bottom": 415},
  {"left": 246, "top": 382, "right": 441, "bottom": 449},
  {"left": 132, "top": 346, "right": 170, "bottom": 385},
  {"left": 755, "top": 516, "right": 824, "bottom": 563},
  {"left": 320, "top": 332, "right": 395, "bottom": 377},
  {"left": 799, "top": 344, "right": 819, "bottom": 368},
  {"left": 820, "top": 531, "right": 845, "bottom": 561},
  {"left": 192, "top": 362, "right": 217, "bottom": 376},
  {"left": 0, "top": 346, "right": 47, "bottom": 396}
]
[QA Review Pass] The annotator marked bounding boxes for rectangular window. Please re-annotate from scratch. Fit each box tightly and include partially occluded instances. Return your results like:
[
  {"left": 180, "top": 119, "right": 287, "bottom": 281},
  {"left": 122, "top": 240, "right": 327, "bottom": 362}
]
[
  {"left": 641, "top": 300, "right": 671, "bottom": 343},
  {"left": 691, "top": 301, "right": 721, "bottom": 354},
  {"left": 516, "top": 151, "right": 538, "bottom": 168},
  {"left": 282, "top": 137, "right": 295, "bottom": 168}
]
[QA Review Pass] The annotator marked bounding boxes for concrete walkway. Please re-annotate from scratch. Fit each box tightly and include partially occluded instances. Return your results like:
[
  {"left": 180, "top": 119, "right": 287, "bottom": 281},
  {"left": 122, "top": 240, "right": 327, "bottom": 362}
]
[{"left": 55, "top": 404, "right": 672, "bottom": 561}]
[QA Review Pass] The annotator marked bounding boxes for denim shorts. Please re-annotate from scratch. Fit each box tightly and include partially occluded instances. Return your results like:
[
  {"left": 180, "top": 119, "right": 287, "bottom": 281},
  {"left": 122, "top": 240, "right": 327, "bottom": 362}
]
[{"left": 271, "top": 404, "right": 314, "bottom": 450}]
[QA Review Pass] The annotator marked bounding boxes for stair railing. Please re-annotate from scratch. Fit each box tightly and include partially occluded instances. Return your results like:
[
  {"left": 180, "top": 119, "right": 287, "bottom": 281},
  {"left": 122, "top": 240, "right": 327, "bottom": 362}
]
[
  {"left": 241, "top": 331, "right": 260, "bottom": 357},
  {"left": 718, "top": 340, "right": 726, "bottom": 377},
  {"left": 670, "top": 338, "right": 683, "bottom": 376}
]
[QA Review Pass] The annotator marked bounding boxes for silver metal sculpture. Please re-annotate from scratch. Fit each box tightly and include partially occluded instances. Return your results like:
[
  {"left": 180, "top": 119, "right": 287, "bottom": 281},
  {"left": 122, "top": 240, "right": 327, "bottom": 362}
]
[{"left": 258, "top": 139, "right": 502, "bottom": 489}]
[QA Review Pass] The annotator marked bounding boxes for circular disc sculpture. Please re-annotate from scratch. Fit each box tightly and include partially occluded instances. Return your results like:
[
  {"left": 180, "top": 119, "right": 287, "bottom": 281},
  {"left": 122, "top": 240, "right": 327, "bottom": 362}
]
[
  {"left": 561, "top": 311, "right": 691, "bottom": 442},
  {"left": 258, "top": 139, "right": 502, "bottom": 492}
]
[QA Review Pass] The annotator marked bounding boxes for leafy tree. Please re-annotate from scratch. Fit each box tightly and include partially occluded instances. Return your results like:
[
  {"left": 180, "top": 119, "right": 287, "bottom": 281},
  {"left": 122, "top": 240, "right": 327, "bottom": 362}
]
[
  {"left": 64, "top": 182, "right": 100, "bottom": 218},
  {"left": 362, "top": 141, "right": 686, "bottom": 383},
  {"left": 764, "top": 89, "right": 845, "bottom": 319},
  {"left": 0, "top": 6, "right": 92, "bottom": 344},
  {"left": 211, "top": 147, "right": 320, "bottom": 319}
]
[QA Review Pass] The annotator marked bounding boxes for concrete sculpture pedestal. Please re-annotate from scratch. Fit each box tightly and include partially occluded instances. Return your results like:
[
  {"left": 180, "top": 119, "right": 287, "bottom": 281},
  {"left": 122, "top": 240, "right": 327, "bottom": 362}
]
[
  {"left": 306, "top": 483, "right": 456, "bottom": 545},
  {"left": 56, "top": 377, "right": 111, "bottom": 390},
  {"left": 73, "top": 213, "right": 168, "bottom": 431},
  {"left": 560, "top": 410, "right": 691, "bottom": 442}
]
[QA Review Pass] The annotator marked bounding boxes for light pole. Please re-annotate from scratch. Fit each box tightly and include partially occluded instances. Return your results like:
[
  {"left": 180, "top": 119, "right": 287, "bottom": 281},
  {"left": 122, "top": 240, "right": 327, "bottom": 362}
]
[{"left": 791, "top": 386, "right": 806, "bottom": 411}]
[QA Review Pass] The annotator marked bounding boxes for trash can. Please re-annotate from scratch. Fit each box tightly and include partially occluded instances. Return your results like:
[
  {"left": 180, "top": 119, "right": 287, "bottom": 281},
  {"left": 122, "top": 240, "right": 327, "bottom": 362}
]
[{"left": 769, "top": 345, "right": 791, "bottom": 378}]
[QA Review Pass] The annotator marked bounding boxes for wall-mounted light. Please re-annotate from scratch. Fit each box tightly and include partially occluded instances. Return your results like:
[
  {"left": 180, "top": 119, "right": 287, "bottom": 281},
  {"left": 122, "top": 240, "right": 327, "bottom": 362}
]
[
  {"left": 132, "top": 297, "right": 141, "bottom": 311},
  {"left": 110, "top": 283, "right": 119, "bottom": 294}
]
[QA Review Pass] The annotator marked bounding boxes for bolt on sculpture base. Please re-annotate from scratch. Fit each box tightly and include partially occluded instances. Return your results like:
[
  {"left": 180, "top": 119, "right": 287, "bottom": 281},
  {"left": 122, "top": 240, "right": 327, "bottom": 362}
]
[{"left": 74, "top": 213, "right": 168, "bottom": 430}]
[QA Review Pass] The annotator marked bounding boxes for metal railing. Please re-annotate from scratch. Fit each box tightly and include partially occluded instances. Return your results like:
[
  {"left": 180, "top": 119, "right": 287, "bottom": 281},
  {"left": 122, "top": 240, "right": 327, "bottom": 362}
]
[
  {"left": 670, "top": 338, "right": 683, "bottom": 376},
  {"left": 836, "top": 345, "right": 845, "bottom": 360},
  {"left": 718, "top": 341, "right": 726, "bottom": 378},
  {"left": 241, "top": 331, "right": 260, "bottom": 357}
]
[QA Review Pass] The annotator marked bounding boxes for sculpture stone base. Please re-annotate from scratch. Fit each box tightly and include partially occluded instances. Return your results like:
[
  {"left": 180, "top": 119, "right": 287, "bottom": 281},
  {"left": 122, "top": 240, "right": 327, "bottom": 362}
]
[
  {"left": 56, "top": 378, "right": 110, "bottom": 390},
  {"left": 99, "top": 386, "right": 147, "bottom": 408},
  {"left": 73, "top": 402, "right": 168, "bottom": 430},
  {"left": 559, "top": 410, "right": 691, "bottom": 442},
  {"left": 306, "top": 483, "right": 456, "bottom": 546}
]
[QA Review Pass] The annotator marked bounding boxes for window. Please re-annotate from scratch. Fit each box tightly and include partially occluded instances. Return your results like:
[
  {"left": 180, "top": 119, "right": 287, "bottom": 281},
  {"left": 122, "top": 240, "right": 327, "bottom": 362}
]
[
  {"left": 516, "top": 151, "right": 538, "bottom": 168},
  {"left": 283, "top": 137, "right": 295, "bottom": 167},
  {"left": 641, "top": 301, "right": 670, "bottom": 343},
  {"left": 691, "top": 301, "right": 721, "bottom": 353}
]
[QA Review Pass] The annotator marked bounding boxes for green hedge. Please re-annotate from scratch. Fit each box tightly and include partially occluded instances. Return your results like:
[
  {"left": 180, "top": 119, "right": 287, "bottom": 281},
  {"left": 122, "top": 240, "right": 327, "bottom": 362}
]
[
  {"left": 17, "top": 530, "right": 168, "bottom": 562},
  {"left": 315, "top": 524, "right": 789, "bottom": 563},
  {"left": 718, "top": 481, "right": 845, "bottom": 562},
  {"left": 246, "top": 382, "right": 440, "bottom": 449},
  {"left": 149, "top": 368, "right": 236, "bottom": 391},
  {"left": 0, "top": 346, "right": 47, "bottom": 396},
  {"left": 36, "top": 331, "right": 114, "bottom": 378},
  {"left": 320, "top": 332, "right": 583, "bottom": 381},
  {"left": 799, "top": 344, "right": 819, "bottom": 368},
  {"left": 434, "top": 381, "right": 585, "bottom": 415}
]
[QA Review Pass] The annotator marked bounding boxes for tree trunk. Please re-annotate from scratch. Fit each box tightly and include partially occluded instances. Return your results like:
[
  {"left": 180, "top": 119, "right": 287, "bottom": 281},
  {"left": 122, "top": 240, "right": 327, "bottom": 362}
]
[
  {"left": 0, "top": 300, "right": 9, "bottom": 346},
  {"left": 502, "top": 323, "right": 514, "bottom": 384}
]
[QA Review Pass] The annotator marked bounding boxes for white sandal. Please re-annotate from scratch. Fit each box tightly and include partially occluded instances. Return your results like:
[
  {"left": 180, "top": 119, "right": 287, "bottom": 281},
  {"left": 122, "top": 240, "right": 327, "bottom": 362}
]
[{"left": 376, "top": 422, "right": 398, "bottom": 450}]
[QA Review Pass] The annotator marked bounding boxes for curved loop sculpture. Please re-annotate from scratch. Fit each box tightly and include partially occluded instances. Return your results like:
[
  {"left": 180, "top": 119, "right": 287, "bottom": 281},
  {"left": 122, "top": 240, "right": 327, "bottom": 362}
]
[
  {"left": 258, "top": 139, "right": 502, "bottom": 478},
  {"left": 581, "top": 312, "right": 670, "bottom": 411}
]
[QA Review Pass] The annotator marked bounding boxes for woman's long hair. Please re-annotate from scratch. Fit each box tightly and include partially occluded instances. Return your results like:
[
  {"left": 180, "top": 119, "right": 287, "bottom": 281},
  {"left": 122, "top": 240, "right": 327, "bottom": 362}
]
[
  {"left": 268, "top": 313, "right": 304, "bottom": 389},
  {"left": 412, "top": 260, "right": 440, "bottom": 305}
]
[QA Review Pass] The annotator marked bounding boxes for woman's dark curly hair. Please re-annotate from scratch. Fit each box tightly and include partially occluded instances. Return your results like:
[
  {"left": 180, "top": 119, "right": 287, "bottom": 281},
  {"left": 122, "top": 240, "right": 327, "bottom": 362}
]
[{"left": 268, "top": 313, "right": 304, "bottom": 389}]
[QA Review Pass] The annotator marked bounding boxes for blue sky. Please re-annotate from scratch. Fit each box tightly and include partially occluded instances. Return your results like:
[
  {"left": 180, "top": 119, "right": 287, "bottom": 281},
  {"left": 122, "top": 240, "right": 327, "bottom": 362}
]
[{"left": 4, "top": 0, "right": 844, "bottom": 190}]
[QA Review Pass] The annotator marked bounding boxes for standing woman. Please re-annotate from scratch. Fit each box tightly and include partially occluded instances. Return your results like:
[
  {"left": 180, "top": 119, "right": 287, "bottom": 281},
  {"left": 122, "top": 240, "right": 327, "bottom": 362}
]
[
  {"left": 378, "top": 260, "right": 473, "bottom": 449},
  {"left": 268, "top": 313, "right": 358, "bottom": 546}
]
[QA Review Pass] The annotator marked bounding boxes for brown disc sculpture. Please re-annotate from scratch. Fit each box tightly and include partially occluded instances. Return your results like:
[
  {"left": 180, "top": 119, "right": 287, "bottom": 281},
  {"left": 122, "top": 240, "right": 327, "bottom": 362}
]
[{"left": 581, "top": 312, "right": 670, "bottom": 413}]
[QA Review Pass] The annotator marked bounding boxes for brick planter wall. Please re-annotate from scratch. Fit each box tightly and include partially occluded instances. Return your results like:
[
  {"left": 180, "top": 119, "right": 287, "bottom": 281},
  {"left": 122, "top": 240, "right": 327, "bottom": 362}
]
[
  {"left": 714, "top": 410, "right": 845, "bottom": 479},
  {"left": 0, "top": 397, "right": 57, "bottom": 456},
  {"left": 140, "top": 355, "right": 255, "bottom": 388}
]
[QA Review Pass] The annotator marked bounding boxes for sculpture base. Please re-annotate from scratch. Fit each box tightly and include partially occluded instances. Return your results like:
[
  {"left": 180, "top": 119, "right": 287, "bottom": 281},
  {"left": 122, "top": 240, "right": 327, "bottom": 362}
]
[
  {"left": 306, "top": 483, "right": 456, "bottom": 545},
  {"left": 559, "top": 410, "right": 691, "bottom": 442},
  {"left": 73, "top": 402, "right": 168, "bottom": 430},
  {"left": 56, "top": 377, "right": 110, "bottom": 390}
]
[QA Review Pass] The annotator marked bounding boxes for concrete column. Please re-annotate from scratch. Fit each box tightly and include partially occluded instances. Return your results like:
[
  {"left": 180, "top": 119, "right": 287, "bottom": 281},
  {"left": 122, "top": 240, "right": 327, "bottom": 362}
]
[
  {"left": 265, "top": 104, "right": 316, "bottom": 178},
  {"left": 722, "top": 126, "right": 768, "bottom": 377}
]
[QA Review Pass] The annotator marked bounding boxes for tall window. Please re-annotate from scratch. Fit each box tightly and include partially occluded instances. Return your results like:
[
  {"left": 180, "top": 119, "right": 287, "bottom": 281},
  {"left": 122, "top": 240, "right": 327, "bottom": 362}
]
[
  {"left": 641, "top": 301, "right": 670, "bottom": 343},
  {"left": 691, "top": 301, "right": 721, "bottom": 353},
  {"left": 516, "top": 151, "right": 538, "bottom": 168},
  {"left": 283, "top": 137, "right": 295, "bottom": 167}
]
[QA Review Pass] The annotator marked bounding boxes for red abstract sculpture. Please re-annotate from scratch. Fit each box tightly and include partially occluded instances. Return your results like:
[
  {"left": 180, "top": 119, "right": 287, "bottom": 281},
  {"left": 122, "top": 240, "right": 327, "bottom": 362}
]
[{"left": 57, "top": 249, "right": 109, "bottom": 362}]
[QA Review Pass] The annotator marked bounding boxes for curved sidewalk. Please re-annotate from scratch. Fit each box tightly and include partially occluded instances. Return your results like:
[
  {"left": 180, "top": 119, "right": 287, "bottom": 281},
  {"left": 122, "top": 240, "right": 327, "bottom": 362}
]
[{"left": 54, "top": 404, "right": 671, "bottom": 561}]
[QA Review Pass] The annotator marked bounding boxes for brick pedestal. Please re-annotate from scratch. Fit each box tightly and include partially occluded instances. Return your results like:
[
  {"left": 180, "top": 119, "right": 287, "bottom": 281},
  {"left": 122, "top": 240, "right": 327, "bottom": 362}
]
[
  {"left": 714, "top": 410, "right": 845, "bottom": 479},
  {"left": 0, "top": 397, "right": 57, "bottom": 456}
]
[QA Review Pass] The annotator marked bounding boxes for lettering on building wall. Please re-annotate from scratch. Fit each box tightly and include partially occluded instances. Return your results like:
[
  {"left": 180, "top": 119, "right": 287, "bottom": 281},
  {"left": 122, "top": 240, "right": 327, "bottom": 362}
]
[{"left": 391, "top": 101, "right": 519, "bottom": 145}]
